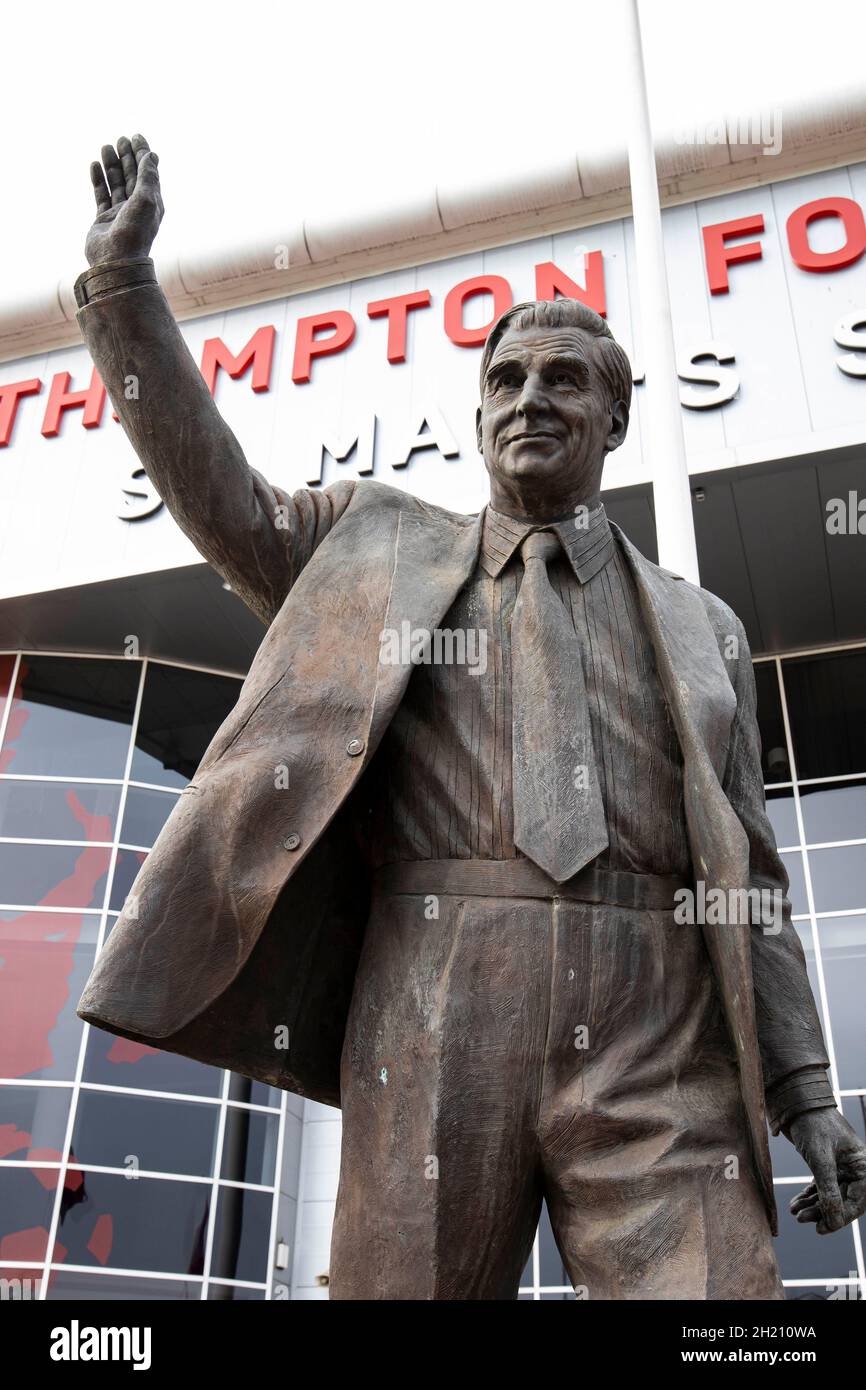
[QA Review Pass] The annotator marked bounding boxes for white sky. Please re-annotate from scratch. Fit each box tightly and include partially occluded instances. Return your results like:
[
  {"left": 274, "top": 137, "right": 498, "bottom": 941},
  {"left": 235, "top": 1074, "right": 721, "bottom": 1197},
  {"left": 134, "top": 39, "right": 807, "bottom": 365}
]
[{"left": 3, "top": 0, "right": 866, "bottom": 295}]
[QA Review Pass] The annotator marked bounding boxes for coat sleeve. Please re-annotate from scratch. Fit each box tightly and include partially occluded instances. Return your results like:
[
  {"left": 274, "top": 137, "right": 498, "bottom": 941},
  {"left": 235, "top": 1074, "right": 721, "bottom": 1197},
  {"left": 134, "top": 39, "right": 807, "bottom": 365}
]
[
  {"left": 75, "top": 271, "right": 355, "bottom": 627},
  {"left": 722, "top": 615, "right": 838, "bottom": 1133}
]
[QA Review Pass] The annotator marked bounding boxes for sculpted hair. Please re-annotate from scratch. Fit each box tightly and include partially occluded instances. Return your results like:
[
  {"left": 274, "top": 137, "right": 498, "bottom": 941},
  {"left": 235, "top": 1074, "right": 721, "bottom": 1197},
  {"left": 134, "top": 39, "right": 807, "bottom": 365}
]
[{"left": 480, "top": 299, "right": 633, "bottom": 412}]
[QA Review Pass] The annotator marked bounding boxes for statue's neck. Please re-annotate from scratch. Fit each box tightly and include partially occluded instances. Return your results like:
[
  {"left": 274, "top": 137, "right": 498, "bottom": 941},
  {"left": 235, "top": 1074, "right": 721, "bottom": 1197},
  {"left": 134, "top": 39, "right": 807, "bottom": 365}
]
[{"left": 487, "top": 485, "right": 602, "bottom": 526}]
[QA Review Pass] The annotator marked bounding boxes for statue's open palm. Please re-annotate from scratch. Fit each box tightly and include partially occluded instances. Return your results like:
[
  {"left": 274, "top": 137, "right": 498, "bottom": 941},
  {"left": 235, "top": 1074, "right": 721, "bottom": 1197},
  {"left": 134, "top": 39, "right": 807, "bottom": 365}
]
[{"left": 85, "top": 134, "right": 163, "bottom": 268}]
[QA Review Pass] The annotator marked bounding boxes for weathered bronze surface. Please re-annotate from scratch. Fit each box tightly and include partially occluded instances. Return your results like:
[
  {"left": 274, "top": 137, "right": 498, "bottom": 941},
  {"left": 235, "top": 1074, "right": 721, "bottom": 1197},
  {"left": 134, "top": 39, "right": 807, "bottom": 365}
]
[{"left": 75, "top": 136, "right": 866, "bottom": 1299}]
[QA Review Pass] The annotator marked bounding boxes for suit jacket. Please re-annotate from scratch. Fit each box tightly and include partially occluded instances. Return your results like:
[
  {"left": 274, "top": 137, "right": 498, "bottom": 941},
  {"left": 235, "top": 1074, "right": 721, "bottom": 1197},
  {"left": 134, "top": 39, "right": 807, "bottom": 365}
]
[{"left": 75, "top": 280, "right": 832, "bottom": 1234}]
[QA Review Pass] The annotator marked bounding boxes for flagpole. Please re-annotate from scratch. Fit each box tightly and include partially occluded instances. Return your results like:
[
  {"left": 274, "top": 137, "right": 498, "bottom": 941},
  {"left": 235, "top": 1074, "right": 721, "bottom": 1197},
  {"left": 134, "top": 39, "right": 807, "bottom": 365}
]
[{"left": 621, "top": 0, "right": 700, "bottom": 584}]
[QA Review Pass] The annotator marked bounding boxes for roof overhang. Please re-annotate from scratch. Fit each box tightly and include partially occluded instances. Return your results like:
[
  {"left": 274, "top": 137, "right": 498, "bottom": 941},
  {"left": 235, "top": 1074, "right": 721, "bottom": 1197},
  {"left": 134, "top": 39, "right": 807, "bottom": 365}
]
[{"left": 3, "top": 87, "right": 866, "bottom": 363}]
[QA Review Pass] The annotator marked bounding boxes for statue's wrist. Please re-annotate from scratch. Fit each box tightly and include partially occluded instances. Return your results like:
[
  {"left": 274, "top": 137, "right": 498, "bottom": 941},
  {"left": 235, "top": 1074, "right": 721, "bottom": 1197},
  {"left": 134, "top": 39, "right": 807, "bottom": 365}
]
[
  {"left": 75, "top": 256, "right": 156, "bottom": 308},
  {"left": 781, "top": 1100, "right": 839, "bottom": 1141}
]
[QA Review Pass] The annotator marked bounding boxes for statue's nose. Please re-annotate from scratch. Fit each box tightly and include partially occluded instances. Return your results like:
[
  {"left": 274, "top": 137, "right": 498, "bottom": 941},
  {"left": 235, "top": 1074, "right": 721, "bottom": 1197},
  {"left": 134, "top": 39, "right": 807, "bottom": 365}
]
[{"left": 515, "top": 375, "right": 547, "bottom": 416}]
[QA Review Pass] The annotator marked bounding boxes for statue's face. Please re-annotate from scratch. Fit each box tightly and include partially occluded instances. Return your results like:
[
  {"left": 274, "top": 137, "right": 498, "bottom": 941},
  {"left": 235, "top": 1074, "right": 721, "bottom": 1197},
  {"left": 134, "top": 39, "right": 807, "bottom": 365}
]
[{"left": 476, "top": 325, "right": 626, "bottom": 501}]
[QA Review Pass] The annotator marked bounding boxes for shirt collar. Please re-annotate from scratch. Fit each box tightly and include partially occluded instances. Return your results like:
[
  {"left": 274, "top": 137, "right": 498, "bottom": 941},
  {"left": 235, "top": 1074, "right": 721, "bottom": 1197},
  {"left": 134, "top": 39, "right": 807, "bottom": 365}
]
[{"left": 479, "top": 501, "right": 615, "bottom": 583}]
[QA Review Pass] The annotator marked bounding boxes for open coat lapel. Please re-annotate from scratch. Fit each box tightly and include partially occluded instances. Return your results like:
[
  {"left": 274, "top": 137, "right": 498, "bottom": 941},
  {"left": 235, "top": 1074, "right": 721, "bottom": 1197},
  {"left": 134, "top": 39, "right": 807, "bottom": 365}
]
[
  {"left": 614, "top": 523, "right": 775, "bottom": 1226},
  {"left": 368, "top": 501, "right": 484, "bottom": 742},
  {"left": 80, "top": 489, "right": 484, "bottom": 1041}
]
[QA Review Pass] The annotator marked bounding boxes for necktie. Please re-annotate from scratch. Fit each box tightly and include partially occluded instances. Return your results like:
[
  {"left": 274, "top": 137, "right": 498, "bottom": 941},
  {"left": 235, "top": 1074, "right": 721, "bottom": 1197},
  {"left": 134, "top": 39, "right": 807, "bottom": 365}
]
[{"left": 511, "top": 529, "right": 609, "bottom": 882}]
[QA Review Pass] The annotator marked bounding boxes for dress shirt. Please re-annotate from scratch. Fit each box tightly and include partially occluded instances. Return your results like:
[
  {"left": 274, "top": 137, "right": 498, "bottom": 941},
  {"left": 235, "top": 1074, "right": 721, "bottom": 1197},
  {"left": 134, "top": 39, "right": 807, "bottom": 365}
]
[{"left": 355, "top": 503, "right": 690, "bottom": 877}]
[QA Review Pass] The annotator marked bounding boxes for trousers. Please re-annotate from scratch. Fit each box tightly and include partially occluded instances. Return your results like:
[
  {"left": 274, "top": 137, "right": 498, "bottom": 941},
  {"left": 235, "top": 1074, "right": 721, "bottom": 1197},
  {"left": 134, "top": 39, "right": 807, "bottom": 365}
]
[{"left": 329, "top": 866, "right": 784, "bottom": 1300}]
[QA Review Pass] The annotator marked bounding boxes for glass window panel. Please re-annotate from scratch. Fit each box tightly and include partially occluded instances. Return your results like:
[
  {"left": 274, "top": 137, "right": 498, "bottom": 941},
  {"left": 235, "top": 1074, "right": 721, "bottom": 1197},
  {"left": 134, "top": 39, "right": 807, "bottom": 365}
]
[
  {"left": 800, "top": 780, "right": 866, "bottom": 847},
  {"left": 780, "top": 850, "right": 808, "bottom": 917},
  {"left": 210, "top": 1185, "right": 272, "bottom": 1283},
  {"left": 754, "top": 663, "right": 789, "bottom": 783},
  {"left": 0, "top": 653, "right": 16, "bottom": 711},
  {"left": 783, "top": 649, "right": 866, "bottom": 781},
  {"left": 0, "top": 843, "right": 110, "bottom": 910},
  {"left": 52, "top": 1170, "right": 210, "bottom": 1275},
  {"left": 773, "top": 1183, "right": 856, "bottom": 1283},
  {"left": 207, "top": 1282, "right": 266, "bottom": 1300},
  {"left": 247, "top": 1081, "right": 283, "bottom": 1110},
  {"left": 45, "top": 1269, "right": 201, "bottom": 1300},
  {"left": 0, "top": 1167, "right": 58, "bottom": 1264},
  {"left": 70, "top": 1092, "right": 219, "bottom": 1179},
  {"left": 0, "top": 656, "right": 139, "bottom": 780},
  {"left": 808, "top": 845, "right": 866, "bottom": 914},
  {"left": 0, "top": 1085, "right": 71, "bottom": 1161},
  {"left": 108, "top": 849, "right": 148, "bottom": 912},
  {"left": 131, "top": 664, "right": 241, "bottom": 790},
  {"left": 0, "top": 780, "right": 121, "bottom": 841},
  {"left": 119, "top": 786, "right": 179, "bottom": 849},
  {"left": 220, "top": 1108, "right": 278, "bottom": 1187},
  {"left": 82, "top": 1027, "right": 221, "bottom": 1098},
  {"left": 841, "top": 1095, "right": 866, "bottom": 1147},
  {"left": 818, "top": 916, "right": 866, "bottom": 1092},
  {"left": 765, "top": 789, "right": 798, "bottom": 849},
  {"left": 227, "top": 1074, "right": 253, "bottom": 1105},
  {"left": 0, "top": 912, "right": 99, "bottom": 1081}
]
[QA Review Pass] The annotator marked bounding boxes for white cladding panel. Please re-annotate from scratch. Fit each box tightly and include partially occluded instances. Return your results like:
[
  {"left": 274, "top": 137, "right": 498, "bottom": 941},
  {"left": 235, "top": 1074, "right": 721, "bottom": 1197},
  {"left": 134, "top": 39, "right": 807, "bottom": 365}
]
[{"left": 2, "top": 162, "right": 866, "bottom": 600}]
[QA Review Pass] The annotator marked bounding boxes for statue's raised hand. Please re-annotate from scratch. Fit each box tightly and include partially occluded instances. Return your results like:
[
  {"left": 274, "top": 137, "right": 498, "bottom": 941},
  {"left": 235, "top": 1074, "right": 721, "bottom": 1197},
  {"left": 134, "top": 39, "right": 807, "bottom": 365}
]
[{"left": 85, "top": 135, "right": 163, "bottom": 268}]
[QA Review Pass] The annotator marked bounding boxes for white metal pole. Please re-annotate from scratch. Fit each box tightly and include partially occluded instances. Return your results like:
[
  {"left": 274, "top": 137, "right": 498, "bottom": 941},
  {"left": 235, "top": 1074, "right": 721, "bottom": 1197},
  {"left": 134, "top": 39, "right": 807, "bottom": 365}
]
[{"left": 621, "top": 0, "right": 700, "bottom": 584}]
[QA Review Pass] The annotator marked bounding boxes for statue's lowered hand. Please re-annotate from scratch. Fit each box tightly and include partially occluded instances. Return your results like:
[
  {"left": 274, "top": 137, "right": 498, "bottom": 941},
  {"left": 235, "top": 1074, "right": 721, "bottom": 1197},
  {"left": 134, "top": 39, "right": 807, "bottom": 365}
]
[
  {"left": 787, "top": 1108, "right": 866, "bottom": 1234},
  {"left": 85, "top": 134, "right": 164, "bottom": 268}
]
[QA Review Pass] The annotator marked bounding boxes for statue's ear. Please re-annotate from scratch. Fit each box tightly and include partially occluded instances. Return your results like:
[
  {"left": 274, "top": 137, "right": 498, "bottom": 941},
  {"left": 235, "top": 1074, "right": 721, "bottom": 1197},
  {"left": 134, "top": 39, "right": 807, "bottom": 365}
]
[
  {"left": 605, "top": 399, "right": 629, "bottom": 454},
  {"left": 475, "top": 406, "right": 483, "bottom": 454}
]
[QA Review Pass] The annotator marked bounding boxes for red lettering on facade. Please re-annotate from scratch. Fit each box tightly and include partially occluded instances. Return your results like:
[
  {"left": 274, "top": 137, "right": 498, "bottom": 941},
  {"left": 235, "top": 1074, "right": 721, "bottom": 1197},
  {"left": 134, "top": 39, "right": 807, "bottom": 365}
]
[
  {"left": 367, "top": 290, "right": 432, "bottom": 363},
  {"left": 292, "top": 311, "right": 356, "bottom": 383},
  {"left": 535, "top": 256, "right": 606, "bottom": 317},
  {"left": 444, "top": 275, "right": 513, "bottom": 347},
  {"left": 787, "top": 197, "right": 866, "bottom": 272},
  {"left": 0, "top": 378, "right": 42, "bottom": 447},
  {"left": 703, "top": 215, "right": 765, "bottom": 295},
  {"left": 201, "top": 325, "right": 275, "bottom": 396},
  {"left": 41, "top": 369, "right": 106, "bottom": 438}
]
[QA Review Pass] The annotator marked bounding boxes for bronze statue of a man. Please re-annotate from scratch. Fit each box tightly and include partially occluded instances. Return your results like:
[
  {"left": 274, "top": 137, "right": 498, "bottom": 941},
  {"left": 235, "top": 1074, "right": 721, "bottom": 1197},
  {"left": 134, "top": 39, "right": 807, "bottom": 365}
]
[{"left": 76, "top": 135, "right": 866, "bottom": 1300}]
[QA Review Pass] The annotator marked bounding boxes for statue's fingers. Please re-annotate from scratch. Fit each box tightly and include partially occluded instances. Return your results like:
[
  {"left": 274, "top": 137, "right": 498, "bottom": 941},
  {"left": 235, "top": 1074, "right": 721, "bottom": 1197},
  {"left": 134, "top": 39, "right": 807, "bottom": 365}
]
[
  {"left": 789, "top": 1182, "right": 817, "bottom": 1213},
  {"left": 117, "top": 136, "right": 138, "bottom": 197},
  {"left": 127, "top": 150, "right": 161, "bottom": 214},
  {"left": 101, "top": 144, "right": 126, "bottom": 207},
  {"left": 812, "top": 1147, "right": 844, "bottom": 1232},
  {"left": 90, "top": 161, "right": 111, "bottom": 216},
  {"left": 130, "top": 133, "right": 151, "bottom": 167},
  {"left": 794, "top": 1203, "right": 822, "bottom": 1223}
]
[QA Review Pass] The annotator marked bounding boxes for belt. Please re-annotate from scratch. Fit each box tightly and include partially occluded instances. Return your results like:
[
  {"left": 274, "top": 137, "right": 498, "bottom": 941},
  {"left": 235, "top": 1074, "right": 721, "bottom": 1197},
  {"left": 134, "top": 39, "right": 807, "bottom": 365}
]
[{"left": 373, "top": 859, "right": 689, "bottom": 912}]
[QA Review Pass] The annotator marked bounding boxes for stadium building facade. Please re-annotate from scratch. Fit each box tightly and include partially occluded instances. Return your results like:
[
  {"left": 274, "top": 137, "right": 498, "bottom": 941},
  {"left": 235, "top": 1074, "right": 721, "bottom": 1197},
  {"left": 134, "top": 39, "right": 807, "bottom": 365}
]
[{"left": 1, "top": 102, "right": 866, "bottom": 1298}]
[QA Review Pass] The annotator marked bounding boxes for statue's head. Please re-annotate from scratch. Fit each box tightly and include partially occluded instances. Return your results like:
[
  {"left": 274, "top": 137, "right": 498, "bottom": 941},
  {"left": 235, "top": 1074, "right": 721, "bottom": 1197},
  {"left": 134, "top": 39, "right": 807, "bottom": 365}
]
[{"left": 476, "top": 299, "right": 632, "bottom": 515}]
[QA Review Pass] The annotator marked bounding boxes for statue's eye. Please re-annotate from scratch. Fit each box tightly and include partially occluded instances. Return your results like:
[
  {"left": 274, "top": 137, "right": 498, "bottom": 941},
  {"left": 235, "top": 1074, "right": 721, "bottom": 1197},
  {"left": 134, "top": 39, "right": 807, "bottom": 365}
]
[{"left": 553, "top": 371, "right": 573, "bottom": 385}]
